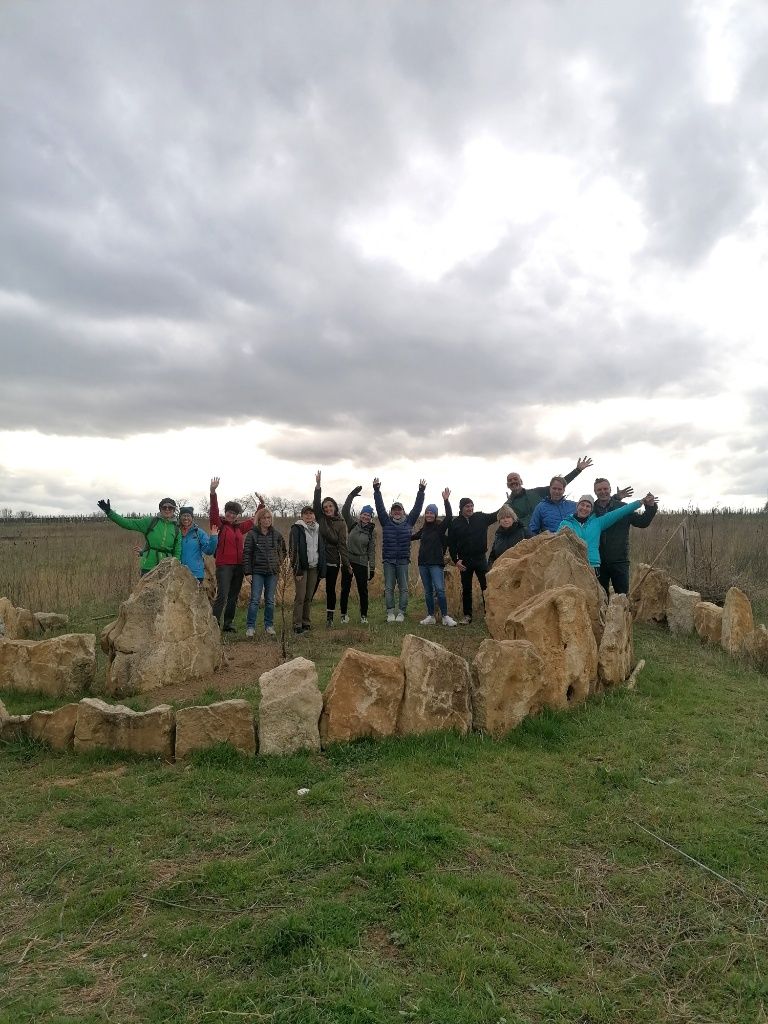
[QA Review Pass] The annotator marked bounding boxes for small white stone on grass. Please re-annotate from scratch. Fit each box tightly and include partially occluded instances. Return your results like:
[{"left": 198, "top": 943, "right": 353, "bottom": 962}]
[{"left": 297, "top": 787, "right": 310, "bottom": 796}]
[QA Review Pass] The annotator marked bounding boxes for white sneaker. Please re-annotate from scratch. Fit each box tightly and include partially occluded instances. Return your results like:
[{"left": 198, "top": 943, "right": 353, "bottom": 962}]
[
  {"left": 360, "top": 616, "right": 368, "bottom": 624},
  {"left": 386, "top": 611, "right": 396, "bottom": 623},
  {"left": 265, "top": 626, "right": 276, "bottom": 637},
  {"left": 340, "top": 614, "right": 349, "bottom": 623},
  {"left": 420, "top": 615, "right": 436, "bottom": 625},
  {"left": 395, "top": 611, "right": 405, "bottom": 623},
  {"left": 442, "top": 615, "right": 458, "bottom": 627},
  {"left": 245, "top": 627, "right": 255, "bottom": 638}
]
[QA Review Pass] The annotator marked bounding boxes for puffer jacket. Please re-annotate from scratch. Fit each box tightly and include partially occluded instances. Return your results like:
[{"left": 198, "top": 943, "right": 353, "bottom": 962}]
[
  {"left": 180, "top": 524, "right": 218, "bottom": 580},
  {"left": 374, "top": 485, "right": 425, "bottom": 563},
  {"left": 557, "top": 500, "right": 643, "bottom": 567},
  {"left": 209, "top": 493, "right": 259, "bottom": 566},
  {"left": 106, "top": 510, "right": 181, "bottom": 573},
  {"left": 528, "top": 498, "right": 578, "bottom": 536},
  {"left": 488, "top": 521, "right": 527, "bottom": 566},
  {"left": 342, "top": 490, "right": 376, "bottom": 571},
  {"left": 505, "top": 465, "right": 582, "bottom": 529},
  {"left": 242, "top": 526, "right": 287, "bottom": 575},
  {"left": 313, "top": 487, "right": 350, "bottom": 570}
]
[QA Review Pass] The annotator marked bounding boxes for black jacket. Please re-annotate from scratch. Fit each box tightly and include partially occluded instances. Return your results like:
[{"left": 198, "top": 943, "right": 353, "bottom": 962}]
[
  {"left": 448, "top": 511, "right": 497, "bottom": 565},
  {"left": 411, "top": 500, "right": 453, "bottom": 566},
  {"left": 242, "top": 526, "right": 287, "bottom": 575},
  {"left": 488, "top": 521, "right": 528, "bottom": 566},
  {"left": 594, "top": 497, "right": 657, "bottom": 564}
]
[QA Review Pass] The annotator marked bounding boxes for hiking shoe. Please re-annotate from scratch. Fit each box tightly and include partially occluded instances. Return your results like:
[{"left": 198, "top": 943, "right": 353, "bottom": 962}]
[
  {"left": 386, "top": 611, "right": 396, "bottom": 623},
  {"left": 360, "top": 616, "right": 368, "bottom": 624},
  {"left": 460, "top": 615, "right": 472, "bottom": 625},
  {"left": 443, "top": 615, "right": 458, "bottom": 627},
  {"left": 265, "top": 626, "right": 276, "bottom": 637},
  {"left": 222, "top": 625, "right": 236, "bottom": 633},
  {"left": 395, "top": 611, "right": 405, "bottom": 623},
  {"left": 420, "top": 615, "right": 436, "bottom": 626},
  {"left": 245, "top": 627, "right": 255, "bottom": 638},
  {"left": 340, "top": 614, "right": 349, "bottom": 624}
]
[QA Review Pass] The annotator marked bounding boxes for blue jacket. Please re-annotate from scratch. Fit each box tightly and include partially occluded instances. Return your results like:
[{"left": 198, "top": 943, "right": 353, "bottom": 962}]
[
  {"left": 374, "top": 486, "right": 425, "bottom": 563},
  {"left": 529, "top": 498, "right": 578, "bottom": 536},
  {"left": 557, "top": 500, "right": 643, "bottom": 566},
  {"left": 180, "top": 524, "right": 218, "bottom": 580}
]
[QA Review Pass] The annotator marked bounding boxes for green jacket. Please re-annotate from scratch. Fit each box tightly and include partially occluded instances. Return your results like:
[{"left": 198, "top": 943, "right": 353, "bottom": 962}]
[
  {"left": 106, "top": 510, "right": 182, "bottom": 573},
  {"left": 506, "top": 465, "right": 582, "bottom": 528}
]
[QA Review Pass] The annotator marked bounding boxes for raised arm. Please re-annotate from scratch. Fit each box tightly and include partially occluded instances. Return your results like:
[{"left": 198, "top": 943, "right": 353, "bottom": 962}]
[
  {"left": 209, "top": 478, "right": 221, "bottom": 528},
  {"left": 342, "top": 486, "right": 362, "bottom": 529},
  {"left": 564, "top": 456, "right": 593, "bottom": 486},
  {"left": 407, "top": 479, "right": 427, "bottom": 525},
  {"left": 313, "top": 470, "right": 323, "bottom": 520},
  {"left": 439, "top": 491, "right": 453, "bottom": 536},
  {"left": 372, "top": 479, "right": 390, "bottom": 526},
  {"left": 631, "top": 499, "right": 658, "bottom": 529}
]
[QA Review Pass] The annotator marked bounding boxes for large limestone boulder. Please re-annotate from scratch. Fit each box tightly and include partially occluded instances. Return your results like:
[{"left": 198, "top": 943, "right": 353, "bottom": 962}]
[
  {"left": 34, "top": 612, "right": 69, "bottom": 633},
  {"left": 0, "top": 634, "right": 96, "bottom": 695},
  {"left": 694, "top": 601, "right": 723, "bottom": 644},
  {"left": 470, "top": 639, "right": 545, "bottom": 737},
  {"left": 631, "top": 564, "right": 671, "bottom": 623},
  {"left": 26, "top": 704, "right": 79, "bottom": 750},
  {"left": 320, "top": 648, "right": 405, "bottom": 745},
  {"left": 258, "top": 657, "right": 322, "bottom": 755},
  {"left": 486, "top": 531, "right": 606, "bottom": 644},
  {"left": 443, "top": 564, "right": 485, "bottom": 620},
  {"left": 504, "top": 585, "right": 597, "bottom": 709},
  {"left": 743, "top": 625, "right": 768, "bottom": 671},
  {"left": 598, "top": 594, "right": 634, "bottom": 687},
  {"left": 100, "top": 559, "right": 222, "bottom": 697},
  {"left": 0, "top": 596, "right": 37, "bottom": 639},
  {"left": 74, "top": 698, "right": 174, "bottom": 758},
  {"left": 666, "top": 585, "right": 701, "bottom": 635},
  {"left": 175, "top": 699, "right": 256, "bottom": 758},
  {"left": 721, "top": 587, "right": 754, "bottom": 656},
  {"left": 397, "top": 634, "right": 472, "bottom": 736}
]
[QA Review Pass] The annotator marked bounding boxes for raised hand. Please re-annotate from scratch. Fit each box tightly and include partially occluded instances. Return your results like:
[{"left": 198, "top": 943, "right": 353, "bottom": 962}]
[
  {"left": 617, "top": 485, "right": 634, "bottom": 500},
  {"left": 576, "top": 456, "right": 593, "bottom": 471},
  {"left": 315, "top": 470, "right": 321, "bottom": 486},
  {"left": 643, "top": 492, "right": 658, "bottom": 507},
  {"left": 210, "top": 525, "right": 219, "bottom": 536},
  {"left": 442, "top": 488, "right": 450, "bottom": 500},
  {"left": 419, "top": 478, "right": 427, "bottom": 490},
  {"left": 210, "top": 477, "right": 220, "bottom": 492},
  {"left": 351, "top": 485, "right": 363, "bottom": 497},
  {"left": 372, "top": 477, "right": 381, "bottom": 490},
  {"left": 97, "top": 498, "right": 111, "bottom": 514}
]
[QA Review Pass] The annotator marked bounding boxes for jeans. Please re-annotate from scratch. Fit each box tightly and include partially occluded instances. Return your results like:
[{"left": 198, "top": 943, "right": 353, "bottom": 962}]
[
  {"left": 460, "top": 560, "right": 487, "bottom": 617},
  {"left": 212, "top": 564, "right": 244, "bottom": 627},
  {"left": 419, "top": 565, "right": 447, "bottom": 617},
  {"left": 598, "top": 560, "right": 630, "bottom": 595},
  {"left": 383, "top": 561, "right": 409, "bottom": 612},
  {"left": 340, "top": 562, "right": 370, "bottom": 617},
  {"left": 246, "top": 572, "right": 278, "bottom": 629}
]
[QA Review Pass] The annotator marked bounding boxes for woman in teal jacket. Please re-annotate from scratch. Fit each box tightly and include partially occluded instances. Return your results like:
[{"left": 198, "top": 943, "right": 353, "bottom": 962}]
[{"left": 557, "top": 492, "right": 657, "bottom": 568}]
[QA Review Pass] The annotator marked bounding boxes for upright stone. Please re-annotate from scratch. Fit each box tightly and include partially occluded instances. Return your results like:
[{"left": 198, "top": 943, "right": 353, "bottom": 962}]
[
  {"left": 470, "top": 639, "right": 545, "bottom": 737},
  {"left": 100, "top": 559, "right": 222, "bottom": 696},
  {"left": 320, "top": 649, "right": 405, "bottom": 745},
  {"left": 721, "top": 587, "right": 754, "bottom": 656},
  {"left": 598, "top": 594, "right": 634, "bottom": 686},
  {"left": 0, "top": 596, "right": 38, "bottom": 639},
  {"left": 504, "top": 585, "right": 597, "bottom": 709},
  {"left": 694, "top": 601, "right": 723, "bottom": 644},
  {"left": 175, "top": 700, "right": 256, "bottom": 758},
  {"left": 26, "top": 704, "right": 80, "bottom": 750},
  {"left": 258, "top": 658, "right": 322, "bottom": 755},
  {"left": 631, "top": 564, "right": 671, "bottom": 623},
  {"left": 398, "top": 634, "right": 472, "bottom": 736},
  {"left": 74, "top": 698, "right": 175, "bottom": 758},
  {"left": 666, "top": 585, "right": 701, "bottom": 635},
  {"left": 34, "top": 612, "right": 69, "bottom": 632},
  {"left": 0, "top": 634, "right": 96, "bottom": 695},
  {"left": 0, "top": 714, "right": 30, "bottom": 742}
]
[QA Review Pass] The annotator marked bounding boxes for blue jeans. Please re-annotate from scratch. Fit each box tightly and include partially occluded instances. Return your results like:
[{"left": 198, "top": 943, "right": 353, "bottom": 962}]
[
  {"left": 246, "top": 572, "right": 278, "bottom": 628},
  {"left": 419, "top": 564, "right": 447, "bottom": 617},
  {"left": 383, "top": 561, "right": 409, "bottom": 612}
]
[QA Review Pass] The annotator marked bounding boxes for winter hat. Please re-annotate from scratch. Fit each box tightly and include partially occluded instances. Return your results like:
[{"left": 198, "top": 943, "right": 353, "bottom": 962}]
[
  {"left": 158, "top": 498, "right": 177, "bottom": 510},
  {"left": 459, "top": 497, "right": 473, "bottom": 511},
  {"left": 179, "top": 506, "right": 194, "bottom": 516},
  {"left": 360, "top": 504, "right": 374, "bottom": 516},
  {"left": 578, "top": 494, "right": 594, "bottom": 507},
  {"left": 425, "top": 503, "right": 439, "bottom": 516}
]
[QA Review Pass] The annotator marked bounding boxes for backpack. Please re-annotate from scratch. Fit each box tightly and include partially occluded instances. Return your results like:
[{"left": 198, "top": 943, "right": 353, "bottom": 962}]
[{"left": 142, "top": 516, "right": 180, "bottom": 557}]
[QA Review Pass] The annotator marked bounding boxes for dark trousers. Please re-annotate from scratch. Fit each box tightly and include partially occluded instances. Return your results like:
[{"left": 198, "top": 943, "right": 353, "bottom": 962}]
[
  {"left": 212, "top": 564, "right": 244, "bottom": 627},
  {"left": 293, "top": 567, "right": 319, "bottom": 628},
  {"left": 598, "top": 560, "right": 630, "bottom": 595},
  {"left": 325, "top": 564, "right": 340, "bottom": 612},
  {"left": 460, "top": 560, "right": 487, "bottom": 617},
  {"left": 340, "top": 562, "right": 369, "bottom": 617}
]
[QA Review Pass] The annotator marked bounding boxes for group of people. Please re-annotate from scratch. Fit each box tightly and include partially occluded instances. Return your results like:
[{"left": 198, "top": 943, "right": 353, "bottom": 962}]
[{"left": 96, "top": 455, "right": 658, "bottom": 636}]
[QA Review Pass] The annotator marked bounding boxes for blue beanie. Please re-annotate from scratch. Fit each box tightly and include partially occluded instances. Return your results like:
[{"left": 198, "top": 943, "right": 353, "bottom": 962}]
[
  {"left": 425, "top": 503, "right": 438, "bottom": 516},
  {"left": 361, "top": 504, "right": 374, "bottom": 516}
]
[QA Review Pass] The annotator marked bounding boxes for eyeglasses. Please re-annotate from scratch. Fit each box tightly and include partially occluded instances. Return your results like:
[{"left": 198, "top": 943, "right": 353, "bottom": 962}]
[{"left": 160, "top": 504, "right": 175, "bottom": 511}]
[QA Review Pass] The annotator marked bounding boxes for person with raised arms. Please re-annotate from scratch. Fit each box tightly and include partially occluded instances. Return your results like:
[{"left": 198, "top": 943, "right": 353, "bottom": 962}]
[
  {"left": 505, "top": 456, "right": 593, "bottom": 530},
  {"left": 313, "top": 470, "right": 351, "bottom": 628},
  {"left": 209, "top": 477, "right": 264, "bottom": 633},
  {"left": 592, "top": 479, "right": 658, "bottom": 594},
  {"left": 411, "top": 488, "right": 457, "bottom": 626},
  {"left": 557, "top": 491, "right": 658, "bottom": 572},
  {"left": 179, "top": 505, "right": 219, "bottom": 584},
  {"left": 97, "top": 495, "right": 182, "bottom": 576},
  {"left": 340, "top": 486, "right": 376, "bottom": 624},
  {"left": 373, "top": 476, "right": 426, "bottom": 623}
]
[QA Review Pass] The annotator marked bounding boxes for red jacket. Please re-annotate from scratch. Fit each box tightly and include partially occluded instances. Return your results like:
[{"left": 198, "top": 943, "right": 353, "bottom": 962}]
[{"left": 209, "top": 493, "right": 260, "bottom": 566}]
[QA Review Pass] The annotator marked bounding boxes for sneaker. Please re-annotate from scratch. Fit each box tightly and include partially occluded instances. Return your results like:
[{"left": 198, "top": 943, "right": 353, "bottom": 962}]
[
  {"left": 265, "top": 626, "right": 276, "bottom": 637},
  {"left": 386, "top": 611, "right": 396, "bottom": 623},
  {"left": 420, "top": 615, "right": 436, "bottom": 626},
  {"left": 360, "top": 616, "right": 368, "bottom": 624},
  {"left": 395, "top": 611, "right": 405, "bottom": 623},
  {"left": 222, "top": 625, "right": 236, "bottom": 633},
  {"left": 442, "top": 615, "right": 458, "bottom": 627},
  {"left": 460, "top": 615, "right": 472, "bottom": 625},
  {"left": 340, "top": 614, "right": 349, "bottom": 624},
  {"left": 245, "top": 627, "right": 255, "bottom": 638}
]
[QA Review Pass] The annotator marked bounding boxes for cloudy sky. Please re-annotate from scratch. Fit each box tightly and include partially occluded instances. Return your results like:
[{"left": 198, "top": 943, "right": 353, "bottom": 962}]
[{"left": 1, "top": 0, "right": 767, "bottom": 516}]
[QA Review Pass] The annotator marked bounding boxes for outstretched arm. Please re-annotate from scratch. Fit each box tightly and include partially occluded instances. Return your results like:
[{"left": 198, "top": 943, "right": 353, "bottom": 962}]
[
  {"left": 595, "top": 498, "right": 643, "bottom": 532},
  {"left": 407, "top": 479, "right": 427, "bottom": 525},
  {"left": 209, "top": 480, "right": 221, "bottom": 528},
  {"left": 372, "top": 479, "right": 390, "bottom": 526},
  {"left": 342, "top": 486, "right": 362, "bottom": 529},
  {"left": 313, "top": 470, "right": 323, "bottom": 520},
  {"left": 631, "top": 498, "right": 658, "bottom": 529},
  {"left": 564, "top": 456, "right": 593, "bottom": 485}
]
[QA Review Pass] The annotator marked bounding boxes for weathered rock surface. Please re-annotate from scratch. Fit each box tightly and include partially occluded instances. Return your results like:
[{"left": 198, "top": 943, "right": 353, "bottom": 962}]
[
  {"left": 26, "top": 704, "right": 79, "bottom": 750},
  {"left": 470, "top": 639, "right": 545, "bottom": 737},
  {"left": 100, "top": 559, "right": 222, "bottom": 696},
  {"left": 694, "top": 601, "right": 723, "bottom": 644},
  {"left": 743, "top": 625, "right": 768, "bottom": 671},
  {"left": 0, "top": 713, "right": 30, "bottom": 742},
  {"left": 443, "top": 564, "right": 485, "bottom": 620},
  {"left": 74, "top": 698, "right": 174, "bottom": 758},
  {"left": 0, "top": 596, "right": 37, "bottom": 639},
  {"left": 0, "top": 633, "right": 96, "bottom": 695},
  {"left": 320, "top": 649, "right": 405, "bottom": 745},
  {"left": 721, "top": 586, "right": 754, "bottom": 656},
  {"left": 631, "top": 564, "right": 671, "bottom": 623},
  {"left": 666, "top": 585, "right": 701, "bottom": 635},
  {"left": 175, "top": 699, "right": 255, "bottom": 758},
  {"left": 486, "top": 531, "right": 606, "bottom": 644},
  {"left": 504, "top": 585, "right": 597, "bottom": 709},
  {"left": 598, "top": 594, "right": 634, "bottom": 686},
  {"left": 258, "top": 657, "right": 322, "bottom": 755},
  {"left": 34, "top": 612, "right": 69, "bottom": 632},
  {"left": 397, "top": 634, "right": 472, "bottom": 736}
]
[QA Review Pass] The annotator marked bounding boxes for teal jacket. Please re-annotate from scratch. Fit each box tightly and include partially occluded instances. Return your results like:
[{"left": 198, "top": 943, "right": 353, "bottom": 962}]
[
  {"left": 557, "top": 500, "right": 643, "bottom": 567},
  {"left": 106, "top": 510, "right": 182, "bottom": 573}
]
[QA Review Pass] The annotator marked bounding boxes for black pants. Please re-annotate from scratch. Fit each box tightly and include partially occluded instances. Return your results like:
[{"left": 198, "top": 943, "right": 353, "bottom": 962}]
[
  {"left": 212, "top": 564, "right": 244, "bottom": 627},
  {"left": 340, "top": 562, "right": 369, "bottom": 617},
  {"left": 460, "top": 560, "right": 487, "bottom": 617},
  {"left": 598, "top": 560, "right": 630, "bottom": 595},
  {"left": 325, "top": 564, "right": 340, "bottom": 612}
]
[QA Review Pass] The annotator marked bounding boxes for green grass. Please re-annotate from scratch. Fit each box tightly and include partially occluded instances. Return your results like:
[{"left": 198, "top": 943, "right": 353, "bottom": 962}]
[{"left": 1, "top": 623, "right": 767, "bottom": 1023}]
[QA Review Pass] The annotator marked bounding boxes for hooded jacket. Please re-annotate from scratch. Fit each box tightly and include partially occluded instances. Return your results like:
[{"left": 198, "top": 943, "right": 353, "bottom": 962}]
[
  {"left": 313, "top": 487, "right": 350, "bottom": 570},
  {"left": 289, "top": 520, "right": 327, "bottom": 578},
  {"left": 341, "top": 490, "right": 376, "bottom": 571},
  {"left": 374, "top": 485, "right": 425, "bottom": 563},
  {"left": 105, "top": 510, "right": 182, "bottom": 573},
  {"left": 556, "top": 500, "right": 643, "bottom": 567},
  {"left": 209, "top": 492, "right": 261, "bottom": 566},
  {"left": 180, "top": 523, "right": 218, "bottom": 580}
]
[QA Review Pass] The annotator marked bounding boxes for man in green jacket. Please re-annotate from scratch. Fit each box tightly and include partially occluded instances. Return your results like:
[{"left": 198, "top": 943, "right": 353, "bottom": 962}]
[
  {"left": 97, "top": 497, "right": 182, "bottom": 575},
  {"left": 505, "top": 456, "right": 593, "bottom": 530}
]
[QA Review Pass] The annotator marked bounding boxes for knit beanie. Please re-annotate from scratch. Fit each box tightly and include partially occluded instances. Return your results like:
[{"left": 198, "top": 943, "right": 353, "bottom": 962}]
[
  {"left": 459, "top": 497, "right": 473, "bottom": 511},
  {"left": 578, "top": 494, "right": 594, "bottom": 507},
  {"left": 179, "top": 506, "right": 193, "bottom": 516},
  {"left": 360, "top": 504, "right": 374, "bottom": 516},
  {"left": 425, "top": 503, "right": 439, "bottom": 516}
]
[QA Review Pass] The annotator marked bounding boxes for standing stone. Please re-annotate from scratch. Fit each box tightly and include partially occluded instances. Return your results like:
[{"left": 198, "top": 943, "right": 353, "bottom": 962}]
[
  {"left": 666, "top": 585, "right": 701, "bottom": 635},
  {"left": 443, "top": 564, "right": 484, "bottom": 620},
  {"left": 175, "top": 699, "right": 256, "bottom": 758},
  {"left": 721, "top": 587, "right": 754, "bottom": 656},
  {"left": 470, "top": 639, "right": 545, "bottom": 737},
  {"left": 320, "top": 649, "right": 405, "bottom": 745},
  {"left": 34, "top": 612, "right": 69, "bottom": 632},
  {"left": 694, "top": 602, "right": 723, "bottom": 644},
  {"left": 743, "top": 625, "right": 768, "bottom": 671},
  {"left": 485, "top": 531, "right": 606, "bottom": 645},
  {"left": 0, "top": 634, "right": 96, "bottom": 695},
  {"left": 100, "top": 559, "right": 222, "bottom": 697},
  {"left": 631, "top": 564, "right": 671, "bottom": 623},
  {"left": 74, "top": 698, "right": 175, "bottom": 758},
  {"left": 504, "top": 585, "right": 598, "bottom": 710},
  {"left": 397, "top": 634, "right": 472, "bottom": 736},
  {"left": 26, "top": 704, "right": 80, "bottom": 750},
  {"left": 598, "top": 594, "right": 634, "bottom": 687},
  {"left": 0, "top": 596, "right": 38, "bottom": 639},
  {"left": 258, "top": 658, "right": 323, "bottom": 755}
]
